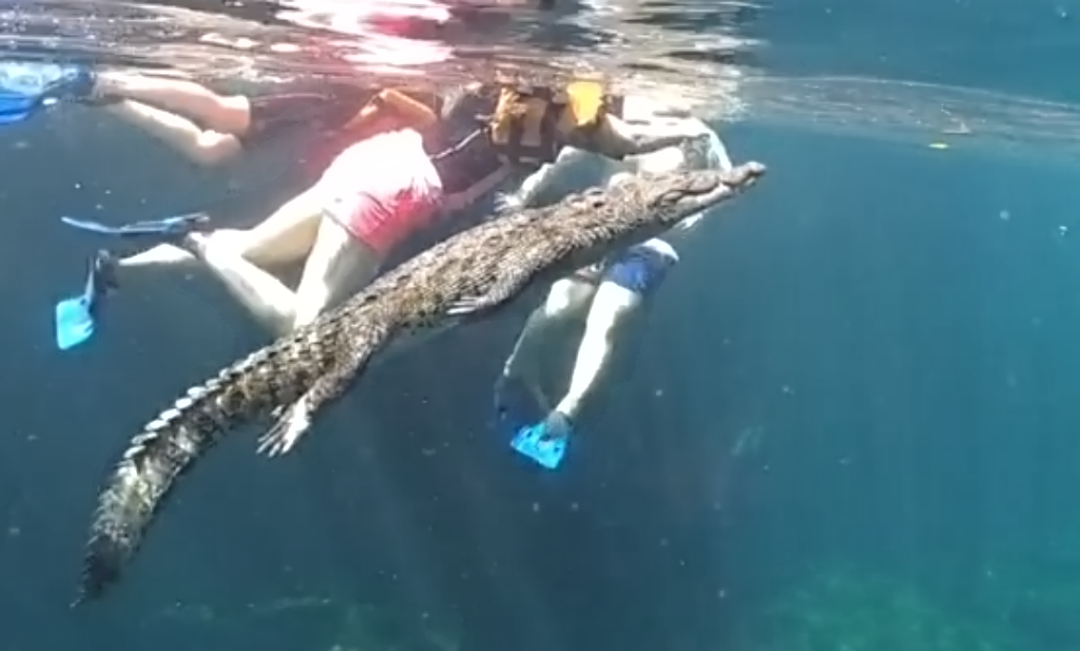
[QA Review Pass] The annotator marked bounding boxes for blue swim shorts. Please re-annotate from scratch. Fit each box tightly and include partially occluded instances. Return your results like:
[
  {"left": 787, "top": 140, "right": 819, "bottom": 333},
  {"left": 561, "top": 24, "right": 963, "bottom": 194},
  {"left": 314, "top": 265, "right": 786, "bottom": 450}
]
[{"left": 602, "top": 238, "right": 679, "bottom": 296}]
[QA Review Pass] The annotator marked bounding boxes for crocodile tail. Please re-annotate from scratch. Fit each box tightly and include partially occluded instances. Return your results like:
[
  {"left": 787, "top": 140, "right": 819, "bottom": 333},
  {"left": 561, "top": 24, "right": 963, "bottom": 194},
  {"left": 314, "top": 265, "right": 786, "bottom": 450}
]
[{"left": 76, "top": 351, "right": 283, "bottom": 604}]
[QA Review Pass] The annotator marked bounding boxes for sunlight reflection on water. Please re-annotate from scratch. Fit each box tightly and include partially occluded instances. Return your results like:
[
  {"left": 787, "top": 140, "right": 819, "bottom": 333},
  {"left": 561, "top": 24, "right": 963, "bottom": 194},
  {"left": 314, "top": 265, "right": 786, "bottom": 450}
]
[{"left": 3, "top": 0, "right": 1080, "bottom": 151}]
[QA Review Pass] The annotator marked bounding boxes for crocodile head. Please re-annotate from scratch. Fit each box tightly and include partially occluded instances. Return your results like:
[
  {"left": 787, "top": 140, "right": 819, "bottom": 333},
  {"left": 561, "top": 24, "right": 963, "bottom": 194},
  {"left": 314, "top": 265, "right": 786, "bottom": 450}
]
[
  {"left": 636, "top": 161, "right": 767, "bottom": 226},
  {"left": 584, "top": 161, "right": 765, "bottom": 231}
]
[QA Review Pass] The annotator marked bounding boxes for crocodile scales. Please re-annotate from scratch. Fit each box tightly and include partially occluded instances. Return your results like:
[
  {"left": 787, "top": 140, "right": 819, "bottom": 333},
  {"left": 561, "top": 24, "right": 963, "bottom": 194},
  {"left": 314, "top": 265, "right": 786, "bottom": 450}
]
[{"left": 77, "top": 161, "right": 766, "bottom": 602}]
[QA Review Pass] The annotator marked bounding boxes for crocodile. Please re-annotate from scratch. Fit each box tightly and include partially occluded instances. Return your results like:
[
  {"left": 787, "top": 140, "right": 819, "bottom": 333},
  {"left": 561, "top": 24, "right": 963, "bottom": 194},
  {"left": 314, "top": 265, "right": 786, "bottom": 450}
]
[{"left": 77, "top": 161, "right": 766, "bottom": 603}]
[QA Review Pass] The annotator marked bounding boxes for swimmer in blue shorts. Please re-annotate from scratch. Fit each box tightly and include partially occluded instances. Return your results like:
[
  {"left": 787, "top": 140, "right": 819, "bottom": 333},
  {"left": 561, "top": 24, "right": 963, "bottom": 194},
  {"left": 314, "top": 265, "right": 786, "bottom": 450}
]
[{"left": 494, "top": 113, "right": 733, "bottom": 469}]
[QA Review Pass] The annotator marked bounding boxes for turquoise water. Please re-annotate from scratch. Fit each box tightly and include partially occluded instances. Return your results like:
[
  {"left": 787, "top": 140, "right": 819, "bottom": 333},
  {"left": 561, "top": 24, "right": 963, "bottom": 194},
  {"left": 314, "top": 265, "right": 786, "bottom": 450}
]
[{"left": 4, "top": 1, "right": 1080, "bottom": 650}]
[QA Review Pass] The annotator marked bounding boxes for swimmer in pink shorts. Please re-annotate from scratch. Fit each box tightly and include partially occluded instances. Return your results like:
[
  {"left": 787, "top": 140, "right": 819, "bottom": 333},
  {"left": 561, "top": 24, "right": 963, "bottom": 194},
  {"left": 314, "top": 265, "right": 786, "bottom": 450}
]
[{"left": 59, "top": 78, "right": 706, "bottom": 343}]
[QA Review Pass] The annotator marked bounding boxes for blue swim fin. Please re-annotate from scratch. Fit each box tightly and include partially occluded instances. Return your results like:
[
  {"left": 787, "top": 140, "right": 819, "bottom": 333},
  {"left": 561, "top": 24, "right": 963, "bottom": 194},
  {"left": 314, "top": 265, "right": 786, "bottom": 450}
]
[
  {"left": 0, "top": 61, "right": 94, "bottom": 125},
  {"left": 0, "top": 93, "right": 37, "bottom": 124},
  {"left": 54, "top": 296, "right": 95, "bottom": 351},
  {"left": 61, "top": 212, "right": 210, "bottom": 238},
  {"left": 510, "top": 413, "right": 573, "bottom": 470},
  {"left": 54, "top": 251, "right": 115, "bottom": 351}
]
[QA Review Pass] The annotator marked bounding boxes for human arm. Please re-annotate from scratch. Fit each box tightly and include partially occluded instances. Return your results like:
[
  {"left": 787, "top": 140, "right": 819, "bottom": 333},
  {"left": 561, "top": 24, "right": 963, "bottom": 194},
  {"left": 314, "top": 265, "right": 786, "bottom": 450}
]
[
  {"left": 496, "top": 146, "right": 590, "bottom": 211},
  {"left": 499, "top": 109, "right": 714, "bottom": 210},
  {"left": 341, "top": 88, "right": 440, "bottom": 139},
  {"left": 568, "top": 113, "right": 698, "bottom": 160}
]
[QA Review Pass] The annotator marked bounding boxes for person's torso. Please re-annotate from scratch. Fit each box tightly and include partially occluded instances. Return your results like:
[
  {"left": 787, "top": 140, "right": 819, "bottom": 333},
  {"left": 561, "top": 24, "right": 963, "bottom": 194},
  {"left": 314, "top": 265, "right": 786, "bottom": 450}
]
[
  {"left": 303, "top": 78, "right": 622, "bottom": 208},
  {"left": 430, "top": 79, "right": 624, "bottom": 197},
  {"left": 302, "top": 83, "right": 441, "bottom": 174}
]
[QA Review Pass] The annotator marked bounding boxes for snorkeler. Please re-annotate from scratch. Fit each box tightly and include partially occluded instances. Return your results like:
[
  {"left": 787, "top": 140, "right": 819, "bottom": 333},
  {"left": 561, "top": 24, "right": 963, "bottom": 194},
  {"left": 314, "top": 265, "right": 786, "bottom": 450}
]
[
  {"left": 0, "top": 57, "right": 448, "bottom": 171},
  {"left": 55, "top": 77, "right": 706, "bottom": 348},
  {"left": 0, "top": 0, "right": 468, "bottom": 158},
  {"left": 85, "top": 72, "right": 450, "bottom": 167},
  {"left": 0, "top": 0, "right": 549, "bottom": 159},
  {"left": 493, "top": 115, "right": 733, "bottom": 469},
  {"left": 0, "top": 58, "right": 353, "bottom": 158},
  {"left": 0, "top": 0, "right": 553, "bottom": 132}
]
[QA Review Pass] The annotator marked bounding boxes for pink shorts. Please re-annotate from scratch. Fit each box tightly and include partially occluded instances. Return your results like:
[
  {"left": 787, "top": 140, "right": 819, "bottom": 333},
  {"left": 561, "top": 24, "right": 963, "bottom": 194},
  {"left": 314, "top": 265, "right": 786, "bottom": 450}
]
[{"left": 320, "top": 128, "right": 444, "bottom": 255}]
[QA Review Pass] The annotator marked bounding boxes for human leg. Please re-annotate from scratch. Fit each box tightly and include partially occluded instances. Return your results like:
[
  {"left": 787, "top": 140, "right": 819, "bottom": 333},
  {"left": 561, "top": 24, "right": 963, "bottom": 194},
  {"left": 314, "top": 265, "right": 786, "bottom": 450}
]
[
  {"left": 93, "top": 75, "right": 346, "bottom": 165},
  {"left": 107, "top": 129, "right": 431, "bottom": 337},
  {"left": 78, "top": 185, "right": 324, "bottom": 336},
  {"left": 494, "top": 275, "right": 596, "bottom": 467},
  {"left": 181, "top": 211, "right": 378, "bottom": 337},
  {"left": 542, "top": 140, "right": 693, "bottom": 424},
  {"left": 103, "top": 100, "right": 242, "bottom": 166},
  {"left": 498, "top": 275, "right": 597, "bottom": 389},
  {"left": 158, "top": 187, "right": 333, "bottom": 336},
  {"left": 551, "top": 279, "right": 643, "bottom": 422},
  {"left": 115, "top": 183, "right": 324, "bottom": 270},
  {"left": 284, "top": 127, "right": 442, "bottom": 331},
  {"left": 157, "top": 189, "right": 318, "bottom": 335},
  {"left": 290, "top": 215, "right": 382, "bottom": 331},
  {"left": 93, "top": 72, "right": 251, "bottom": 134},
  {"left": 507, "top": 163, "right": 681, "bottom": 467},
  {"left": 509, "top": 242, "right": 675, "bottom": 469},
  {"left": 187, "top": 235, "right": 304, "bottom": 336}
]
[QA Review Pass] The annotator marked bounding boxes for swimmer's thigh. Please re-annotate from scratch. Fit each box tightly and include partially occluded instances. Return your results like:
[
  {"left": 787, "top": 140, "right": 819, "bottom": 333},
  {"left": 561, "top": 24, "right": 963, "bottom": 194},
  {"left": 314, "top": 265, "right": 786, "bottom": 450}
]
[
  {"left": 541, "top": 275, "right": 598, "bottom": 321},
  {"left": 293, "top": 214, "right": 382, "bottom": 327},
  {"left": 235, "top": 185, "right": 325, "bottom": 267},
  {"left": 586, "top": 279, "right": 644, "bottom": 333},
  {"left": 594, "top": 242, "right": 675, "bottom": 326}
]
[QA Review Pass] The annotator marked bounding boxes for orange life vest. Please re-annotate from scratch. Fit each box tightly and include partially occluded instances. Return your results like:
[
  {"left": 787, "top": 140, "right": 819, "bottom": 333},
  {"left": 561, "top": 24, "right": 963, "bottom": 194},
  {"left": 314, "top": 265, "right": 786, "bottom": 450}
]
[{"left": 486, "top": 79, "right": 624, "bottom": 166}]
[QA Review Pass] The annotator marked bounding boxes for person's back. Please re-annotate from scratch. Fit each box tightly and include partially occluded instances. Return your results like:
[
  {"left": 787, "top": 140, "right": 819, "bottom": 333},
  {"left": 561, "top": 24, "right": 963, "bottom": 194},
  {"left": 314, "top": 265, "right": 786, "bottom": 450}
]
[{"left": 425, "top": 83, "right": 511, "bottom": 206}]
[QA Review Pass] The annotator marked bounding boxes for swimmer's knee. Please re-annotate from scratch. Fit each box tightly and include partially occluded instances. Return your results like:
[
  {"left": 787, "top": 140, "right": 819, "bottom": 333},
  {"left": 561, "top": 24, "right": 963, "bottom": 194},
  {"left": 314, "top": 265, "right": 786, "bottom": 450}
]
[
  {"left": 542, "top": 278, "right": 593, "bottom": 319},
  {"left": 607, "top": 171, "right": 635, "bottom": 188},
  {"left": 292, "top": 277, "right": 334, "bottom": 331},
  {"left": 192, "top": 132, "right": 241, "bottom": 166},
  {"left": 590, "top": 280, "right": 643, "bottom": 327},
  {"left": 542, "top": 280, "right": 579, "bottom": 317},
  {"left": 219, "top": 95, "right": 253, "bottom": 126},
  {"left": 303, "top": 218, "right": 381, "bottom": 309},
  {"left": 290, "top": 307, "right": 319, "bottom": 333}
]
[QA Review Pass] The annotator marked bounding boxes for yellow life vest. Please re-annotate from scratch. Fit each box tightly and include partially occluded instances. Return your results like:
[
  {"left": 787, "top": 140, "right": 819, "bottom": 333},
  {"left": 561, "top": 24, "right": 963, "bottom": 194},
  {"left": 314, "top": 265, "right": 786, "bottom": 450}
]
[{"left": 486, "top": 79, "right": 621, "bottom": 166}]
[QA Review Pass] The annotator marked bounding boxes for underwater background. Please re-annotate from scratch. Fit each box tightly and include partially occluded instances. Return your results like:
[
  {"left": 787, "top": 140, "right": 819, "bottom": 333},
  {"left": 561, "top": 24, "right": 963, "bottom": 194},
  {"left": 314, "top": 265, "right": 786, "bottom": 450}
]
[{"left": 4, "top": 0, "right": 1080, "bottom": 650}]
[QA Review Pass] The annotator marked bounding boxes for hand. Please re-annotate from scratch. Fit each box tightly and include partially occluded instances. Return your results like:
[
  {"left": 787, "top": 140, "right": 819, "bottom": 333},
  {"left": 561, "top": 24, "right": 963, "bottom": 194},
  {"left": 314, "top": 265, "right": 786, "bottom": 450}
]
[
  {"left": 682, "top": 131, "right": 713, "bottom": 148},
  {"left": 494, "top": 192, "right": 524, "bottom": 214},
  {"left": 673, "top": 212, "right": 705, "bottom": 232}
]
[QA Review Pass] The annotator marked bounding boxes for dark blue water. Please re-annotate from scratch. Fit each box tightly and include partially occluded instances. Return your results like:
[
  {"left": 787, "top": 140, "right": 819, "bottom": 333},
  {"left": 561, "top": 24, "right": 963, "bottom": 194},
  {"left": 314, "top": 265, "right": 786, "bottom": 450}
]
[
  {"left": 752, "top": 0, "right": 1080, "bottom": 101},
  {"left": 3, "top": 2, "right": 1080, "bottom": 651}
]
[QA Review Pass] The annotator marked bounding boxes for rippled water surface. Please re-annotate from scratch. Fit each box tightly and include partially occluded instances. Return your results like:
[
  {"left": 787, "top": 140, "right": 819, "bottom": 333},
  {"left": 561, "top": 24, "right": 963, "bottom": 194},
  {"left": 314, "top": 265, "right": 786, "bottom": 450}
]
[{"left": 5, "top": 0, "right": 1079, "bottom": 143}]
